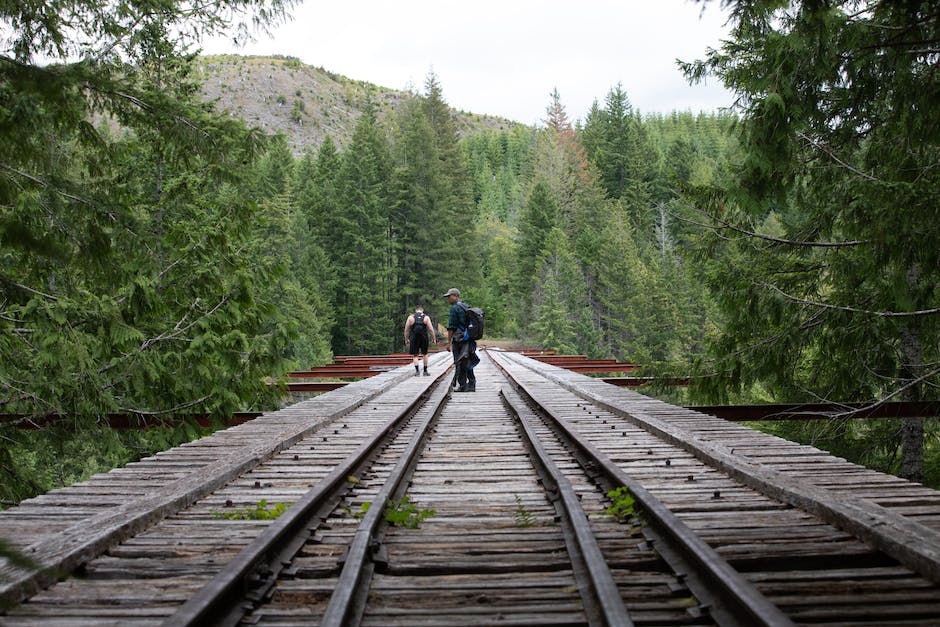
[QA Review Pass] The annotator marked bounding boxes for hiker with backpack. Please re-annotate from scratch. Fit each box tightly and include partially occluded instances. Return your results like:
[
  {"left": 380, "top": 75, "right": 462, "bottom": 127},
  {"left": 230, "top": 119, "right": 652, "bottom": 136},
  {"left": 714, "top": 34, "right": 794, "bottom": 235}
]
[
  {"left": 443, "top": 288, "right": 482, "bottom": 392},
  {"left": 404, "top": 306, "right": 437, "bottom": 376}
]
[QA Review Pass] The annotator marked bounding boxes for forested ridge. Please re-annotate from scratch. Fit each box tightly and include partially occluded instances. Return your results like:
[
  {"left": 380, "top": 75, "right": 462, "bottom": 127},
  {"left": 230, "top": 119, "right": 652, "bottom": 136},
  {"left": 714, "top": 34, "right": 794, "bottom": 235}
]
[
  {"left": 195, "top": 54, "right": 517, "bottom": 152},
  {"left": 1, "top": 0, "right": 937, "bottom": 504}
]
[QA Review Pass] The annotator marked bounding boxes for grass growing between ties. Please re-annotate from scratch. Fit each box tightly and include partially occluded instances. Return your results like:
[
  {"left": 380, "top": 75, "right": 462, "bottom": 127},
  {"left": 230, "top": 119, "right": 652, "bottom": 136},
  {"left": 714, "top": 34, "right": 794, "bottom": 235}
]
[
  {"left": 605, "top": 487, "right": 638, "bottom": 522},
  {"left": 212, "top": 499, "right": 290, "bottom": 520},
  {"left": 355, "top": 496, "right": 435, "bottom": 529},
  {"left": 514, "top": 494, "right": 536, "bottom": 528}
]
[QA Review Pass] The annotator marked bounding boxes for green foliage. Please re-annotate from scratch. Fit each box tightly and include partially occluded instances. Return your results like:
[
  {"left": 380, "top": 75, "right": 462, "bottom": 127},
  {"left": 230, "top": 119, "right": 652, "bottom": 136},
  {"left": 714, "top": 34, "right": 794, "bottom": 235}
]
[
  {"left": 513, "top": 494, "right": 536, "bottom": 528},
  {"left": 458, "top": 90, "right": 728, "bottom": 366},
  {"left": 681, "top": 1, "right": 939, "bottom": 481},
  {"left": 0, "top": 420, "right": 211, "bottom": 503},
  {"left": 0, "top": 6, "right": 311, "bottom": 425},
  {"left": 0, "top": 537, "right": 36, "bottom": 573},
  {"left": 605, "top": 486, "right": 637, "bottom": 522},
  {"left": 356, "top": 496, "right": 435, "bottom": 529},
  {"left": 212, "top": 499, "right": 290, "bottom": 520},
  {"left": 290, "top": 99, "right": 305, "bottom": 122},
  {"left": 383, "top": 496, "right": 436, "bottom": 528},
  {"left": 327, "top": 95, "right": 393, "bottom": 354}
]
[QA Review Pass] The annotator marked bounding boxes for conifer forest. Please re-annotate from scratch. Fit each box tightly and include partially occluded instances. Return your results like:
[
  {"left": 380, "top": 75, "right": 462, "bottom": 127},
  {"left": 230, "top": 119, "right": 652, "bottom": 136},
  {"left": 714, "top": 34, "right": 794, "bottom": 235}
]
[{"left": 1, "top": 0, "right": 937, "bottom": 503}]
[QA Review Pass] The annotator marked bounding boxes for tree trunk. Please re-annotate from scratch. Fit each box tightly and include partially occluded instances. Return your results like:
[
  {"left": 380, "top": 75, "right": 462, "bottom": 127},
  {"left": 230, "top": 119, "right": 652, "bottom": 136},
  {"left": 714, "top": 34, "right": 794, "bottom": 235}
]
[
  {"left": 899, "top": 415, "right": 924, "bottom": 484},
  {"left": 899, "top": 264, "right": 924, "bottom": 483}
]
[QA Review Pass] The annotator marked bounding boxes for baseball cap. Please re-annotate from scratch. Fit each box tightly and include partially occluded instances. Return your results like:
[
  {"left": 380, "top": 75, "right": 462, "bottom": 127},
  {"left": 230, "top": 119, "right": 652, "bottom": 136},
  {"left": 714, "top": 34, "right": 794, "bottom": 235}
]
[{"left": 442, "top": 288, "right": 460, "bottom": 298}]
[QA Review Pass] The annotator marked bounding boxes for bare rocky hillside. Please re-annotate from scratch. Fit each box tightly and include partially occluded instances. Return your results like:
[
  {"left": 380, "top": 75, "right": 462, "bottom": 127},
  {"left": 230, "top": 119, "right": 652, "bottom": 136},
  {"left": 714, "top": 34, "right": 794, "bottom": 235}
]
[{"left": 197, "top": 55, "right": 518, "bottom": 153}]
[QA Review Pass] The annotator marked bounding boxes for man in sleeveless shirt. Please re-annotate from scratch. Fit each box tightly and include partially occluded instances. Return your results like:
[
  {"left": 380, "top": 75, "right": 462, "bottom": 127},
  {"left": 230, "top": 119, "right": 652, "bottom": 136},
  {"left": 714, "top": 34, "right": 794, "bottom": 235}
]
[{"left": 404, "top": 306, "right": 436, "bottom": 376}]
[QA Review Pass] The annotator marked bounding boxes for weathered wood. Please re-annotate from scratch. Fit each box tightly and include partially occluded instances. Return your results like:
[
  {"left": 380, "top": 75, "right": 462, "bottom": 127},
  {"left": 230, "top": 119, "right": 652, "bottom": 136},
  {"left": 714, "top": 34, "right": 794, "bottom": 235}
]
[
  {"left": 505, "top": 351, "right": 940, "bottom": 585},
  {"left": 3, "top": 351, "right": 940, "bottom": 624}
]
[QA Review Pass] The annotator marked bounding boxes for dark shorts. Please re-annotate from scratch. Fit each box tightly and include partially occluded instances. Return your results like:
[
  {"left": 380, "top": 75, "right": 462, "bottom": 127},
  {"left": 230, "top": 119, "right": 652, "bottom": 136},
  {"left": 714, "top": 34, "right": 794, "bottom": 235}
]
[{"left": 409, "top": 334, "right": 429, "bottom": 355}]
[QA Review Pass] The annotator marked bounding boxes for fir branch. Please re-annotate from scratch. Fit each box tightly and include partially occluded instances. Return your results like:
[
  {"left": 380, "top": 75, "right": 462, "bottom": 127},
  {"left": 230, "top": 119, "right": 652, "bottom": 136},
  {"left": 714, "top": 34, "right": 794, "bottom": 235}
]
[
  {"left": 673, "top": 202, "right": 871, "bottom": 248},
  {"left": 676, "top": 202, "right": 870, "bottom": 248},
  {"left": 118, "top": 394, "right": 211, "bottom": 416},
  {"left": 138, "top": 294, "right": 229, "bottom": 351},
  {"left": 796, "top": 132, "right": 882, "bottom": 182},
  {"left": 0, "top": 163, "right": 91, "bottom": 206},
  {"left": 829, "top": 366, "right": 940, "bottom": 419},
  {"left": 666, "top": 208, "right": 734, "bottom": 240},
  {"left": 0, "top": 277, "right": 58, "bottom": 302},
  {"left": 759, "top": 282, "right": 940, "bottom": 318}
]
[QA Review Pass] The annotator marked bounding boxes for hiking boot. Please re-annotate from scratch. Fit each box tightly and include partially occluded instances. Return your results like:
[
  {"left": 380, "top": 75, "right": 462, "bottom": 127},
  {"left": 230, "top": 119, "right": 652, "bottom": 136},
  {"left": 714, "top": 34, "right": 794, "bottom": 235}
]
[
  {"left": 467, "top": 384, "right": 476, "bottom": 392},
  {"left": 423, "top": 370, "right": 430, "bottom": 376},
  {"left": 454, "top": 386, "right": 470, "bottom": 392}
]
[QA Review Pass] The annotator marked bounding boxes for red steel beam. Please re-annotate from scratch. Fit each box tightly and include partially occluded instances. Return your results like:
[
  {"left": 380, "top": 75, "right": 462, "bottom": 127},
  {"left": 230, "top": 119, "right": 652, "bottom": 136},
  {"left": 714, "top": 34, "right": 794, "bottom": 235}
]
[
  {"left": 288, "top": 369, "right": 384, "bottom": 379},
  {"left": 536, "top": 358, "right": 618, "bottom": 365},
  {"left": 286, "top": 381, "right": 350, "bottom": 393},
  {"left": 563, "top": 364, "right": 642, "bottom": 373}
]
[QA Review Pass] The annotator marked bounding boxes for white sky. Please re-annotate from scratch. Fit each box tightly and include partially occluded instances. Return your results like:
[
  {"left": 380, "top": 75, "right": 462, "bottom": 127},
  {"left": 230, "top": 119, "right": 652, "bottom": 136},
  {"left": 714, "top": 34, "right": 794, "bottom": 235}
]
[{"left": 200, "top": 0, "right": 735, "bottom": 125}]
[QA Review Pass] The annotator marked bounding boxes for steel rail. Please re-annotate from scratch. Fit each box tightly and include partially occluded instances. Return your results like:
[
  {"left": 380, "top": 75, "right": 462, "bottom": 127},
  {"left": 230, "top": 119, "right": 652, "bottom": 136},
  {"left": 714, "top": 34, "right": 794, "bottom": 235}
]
[
  {"left": 0, "top": 360, "right": 445, "bottom": 609},
  {"left": 164, "top": 368, "right": 452, "bottom": 627},
  {"left": 500, "top": 387, "right": 633, "bottom": 627},
  {"left": 489, "top": 350, "right": 794, "bottom": 627},
  {"left": 502, "top": 349, "right": 940, "bottom": 586},
  {"left": 320, "top": 369, "right": 451, "bottom": 626}
]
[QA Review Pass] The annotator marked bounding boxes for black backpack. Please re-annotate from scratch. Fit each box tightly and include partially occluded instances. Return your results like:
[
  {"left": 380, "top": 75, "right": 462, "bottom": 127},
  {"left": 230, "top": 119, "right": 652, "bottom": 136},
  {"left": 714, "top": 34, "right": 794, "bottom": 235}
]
[
  {"left": 461, "top": 303, "right": 485, "bottom": 340},
  {"left": 412, "top": 312, "right": 428, "bottom": 338}
]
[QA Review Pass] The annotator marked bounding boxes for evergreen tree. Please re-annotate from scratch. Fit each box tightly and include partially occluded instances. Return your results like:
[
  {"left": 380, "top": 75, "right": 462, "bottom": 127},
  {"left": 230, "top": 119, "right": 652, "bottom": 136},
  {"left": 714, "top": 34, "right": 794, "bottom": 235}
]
[
  {"left": 303, "top": 136, "right": 343, "bottom": 249},
  {"left": 288, "top": 150, "right": 335, "bottom": 366},
  {"left": 684, "top": 0, "right": 940, "bottom": 482},
  {"left": 389, "top": 96, "right": 442, "bottom": 319},
  {"left": 530, "top": 228, "right": 597, "bottom": 355},
  {"left": 255, "top": 134, "right": 296, "bottom": 198},
  {"left": 386, "top": 74, "right": 483, "bottom": 346},
  {"left": 329, "top": 97, "right": 393, "bottom": 354},
  {"left": 420, "top": 73, "right": 481, "bottom": 296},
  {"left": 460, "top": 127, "right": 536, "bottom": 337},
  {"left": 580, "top": 84, "right": 658, "bottom": 240},
  {"left": 515, "top": 179, "right": 558, "bottom": 318}
]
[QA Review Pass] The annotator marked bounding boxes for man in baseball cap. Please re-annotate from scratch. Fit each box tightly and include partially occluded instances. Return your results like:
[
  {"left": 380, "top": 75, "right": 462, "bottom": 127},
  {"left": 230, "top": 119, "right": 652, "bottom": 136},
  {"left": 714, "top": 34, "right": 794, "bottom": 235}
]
[{"left": 443, "top": 288, "right": 476, "bottom": 392}]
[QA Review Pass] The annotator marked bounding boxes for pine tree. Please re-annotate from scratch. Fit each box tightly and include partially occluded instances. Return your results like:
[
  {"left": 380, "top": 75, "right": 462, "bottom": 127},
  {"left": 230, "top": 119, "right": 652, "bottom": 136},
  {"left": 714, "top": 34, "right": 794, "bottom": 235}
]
[
  {"left": 515, "top": 179, "right": 558, "bottom": 321},
  {"left": 289, "top": 150, "right": 335, "bottom": 365},
  {"left": 389, "top": 96, "right": 440, "bottom": 318},
  {"left": 329, "top": 96, "right": 393, "bottom": 354},
  {"left": 683, "top": 0, "right": 940, "bottom": 482},
  {"left": 420, "top": 72, "right": 481, "bottom": 295},
  {"left": 580, "top": 84, "right": 657, "bottom": 239},
  {"left": 530, "top": 228, "right": 597, "bottom": 355}
]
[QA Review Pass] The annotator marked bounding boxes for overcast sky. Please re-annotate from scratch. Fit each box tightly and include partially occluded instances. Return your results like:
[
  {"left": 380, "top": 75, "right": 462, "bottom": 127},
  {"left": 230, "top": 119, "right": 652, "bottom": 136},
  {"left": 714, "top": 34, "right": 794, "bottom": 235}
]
[{"left": 201, "top": 0, "right": 735, "bottom": 125}]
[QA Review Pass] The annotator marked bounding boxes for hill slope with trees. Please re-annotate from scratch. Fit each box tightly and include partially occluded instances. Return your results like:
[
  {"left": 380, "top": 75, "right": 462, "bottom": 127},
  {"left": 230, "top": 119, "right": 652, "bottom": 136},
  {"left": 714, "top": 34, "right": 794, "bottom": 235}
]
[{"left": 196, "top": 55, "right": 518, "bottom": 152}]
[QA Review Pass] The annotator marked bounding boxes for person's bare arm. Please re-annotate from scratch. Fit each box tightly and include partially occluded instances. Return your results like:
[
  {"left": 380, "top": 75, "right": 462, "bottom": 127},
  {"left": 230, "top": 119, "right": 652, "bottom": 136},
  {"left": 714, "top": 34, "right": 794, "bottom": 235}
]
[
  {"left": 404, "top": 315, "right": 413, "bottom": 344},
  {"left": 426, "top": 316, "right": 437, "bottom": 343}
]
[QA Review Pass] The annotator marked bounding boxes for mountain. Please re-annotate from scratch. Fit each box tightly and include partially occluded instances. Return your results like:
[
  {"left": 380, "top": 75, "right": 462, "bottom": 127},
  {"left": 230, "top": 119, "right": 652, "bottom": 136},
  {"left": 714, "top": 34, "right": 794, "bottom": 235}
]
[{"left": 197, "top": 55, "right": 519, "bottom": 153}]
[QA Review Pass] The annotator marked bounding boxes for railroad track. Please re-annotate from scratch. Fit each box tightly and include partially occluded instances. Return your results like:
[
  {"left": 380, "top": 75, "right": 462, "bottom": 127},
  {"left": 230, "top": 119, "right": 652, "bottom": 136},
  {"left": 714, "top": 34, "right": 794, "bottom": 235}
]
[{"left": 0, "top": 351, "right": 938, "bottom": 625}]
